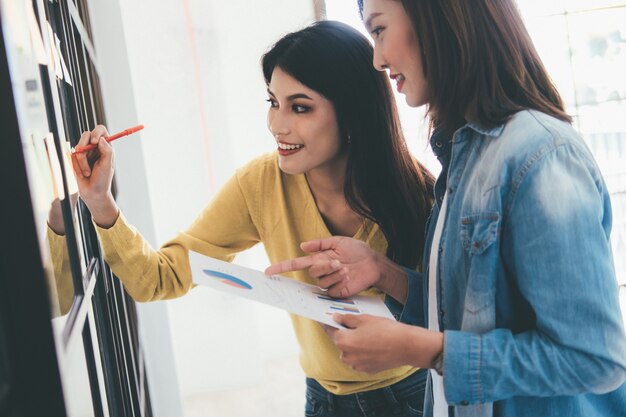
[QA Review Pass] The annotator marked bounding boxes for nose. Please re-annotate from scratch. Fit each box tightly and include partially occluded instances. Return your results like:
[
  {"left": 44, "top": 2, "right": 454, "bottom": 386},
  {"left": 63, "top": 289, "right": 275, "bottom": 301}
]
[
  {"left": 267, "top": 106, "right": 290, "bottom": 139},
  {"left": 372, "top": 43, "right": 388, "bottom": 72}
]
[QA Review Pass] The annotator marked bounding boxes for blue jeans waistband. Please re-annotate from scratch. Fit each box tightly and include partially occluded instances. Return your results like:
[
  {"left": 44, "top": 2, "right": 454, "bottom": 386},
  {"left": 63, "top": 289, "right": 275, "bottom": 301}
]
[{"left": 306, "top": 369, "right": 427, "bottom": 413}]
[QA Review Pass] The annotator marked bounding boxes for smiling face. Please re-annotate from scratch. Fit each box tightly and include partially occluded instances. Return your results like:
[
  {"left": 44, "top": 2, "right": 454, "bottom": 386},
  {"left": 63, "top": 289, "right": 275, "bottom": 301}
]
[
  {"left": 266, "top": 67, "right": 345, "bottom": 176},
  {"left": 362, "top": 0, "right": 428, "bottom": 108}
]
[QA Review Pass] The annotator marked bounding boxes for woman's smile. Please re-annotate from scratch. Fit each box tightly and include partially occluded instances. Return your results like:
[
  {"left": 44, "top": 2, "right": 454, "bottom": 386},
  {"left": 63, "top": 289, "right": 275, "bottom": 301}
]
[
  {"left": 390, "top": 73, "right": 405, "bottom": 92},
  {"left": 277, "top": 141, "right": 305, "bottom": 156}
]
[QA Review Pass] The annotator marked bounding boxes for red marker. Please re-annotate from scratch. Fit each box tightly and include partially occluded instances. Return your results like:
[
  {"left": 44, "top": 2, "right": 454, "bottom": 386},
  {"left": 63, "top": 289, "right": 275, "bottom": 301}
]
[{"left": 72, "top": 124, "right": 144, "bottom": 154}]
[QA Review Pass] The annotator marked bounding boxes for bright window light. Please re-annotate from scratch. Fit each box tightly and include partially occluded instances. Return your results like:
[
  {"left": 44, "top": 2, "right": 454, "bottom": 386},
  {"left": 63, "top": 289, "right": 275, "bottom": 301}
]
[{"left": 325, "top": 1, "right": 626, "bottom": 290}]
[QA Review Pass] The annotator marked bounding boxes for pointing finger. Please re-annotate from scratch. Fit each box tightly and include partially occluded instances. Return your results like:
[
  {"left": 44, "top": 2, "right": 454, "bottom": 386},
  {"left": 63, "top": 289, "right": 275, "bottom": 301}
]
[{"left": 264, "top": 256, "right": 315, "bottom": 275}]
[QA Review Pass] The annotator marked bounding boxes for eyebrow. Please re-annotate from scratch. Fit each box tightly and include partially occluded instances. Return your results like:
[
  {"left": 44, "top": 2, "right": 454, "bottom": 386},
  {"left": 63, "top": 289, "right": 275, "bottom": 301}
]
[
  {"left": 364, "top": 12, "right": 383, "bottom": 31},
  {"left": 267, "top": 89, "right": 313, "bottom": 101}
]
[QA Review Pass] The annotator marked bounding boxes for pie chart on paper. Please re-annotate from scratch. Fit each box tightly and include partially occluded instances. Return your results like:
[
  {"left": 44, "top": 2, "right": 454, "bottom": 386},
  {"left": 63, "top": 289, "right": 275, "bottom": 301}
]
[{"left": 202, "top": 269, "right": 253, "bottom": 290}]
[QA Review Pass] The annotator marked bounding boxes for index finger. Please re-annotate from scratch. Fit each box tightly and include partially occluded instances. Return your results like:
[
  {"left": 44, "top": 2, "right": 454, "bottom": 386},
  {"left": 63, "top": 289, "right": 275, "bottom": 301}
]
[
  {"left": 90, "top": 124, "right": 109, "bottom": 143},
  {"left": 301, "top": 236, "right": 344, "bottom": 253},
  {"left": 264, "top": 256, "right": 315, "bottom": 275}
]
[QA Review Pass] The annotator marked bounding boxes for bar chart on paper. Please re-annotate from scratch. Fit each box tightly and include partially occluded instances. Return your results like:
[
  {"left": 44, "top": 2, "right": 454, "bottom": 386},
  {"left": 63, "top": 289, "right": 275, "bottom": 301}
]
[
  {"left": 315, "top": 293, "right": 361, "bottom": 315},
  {"left": 189, "top": 251, "right": 396, "bottom": 328}
]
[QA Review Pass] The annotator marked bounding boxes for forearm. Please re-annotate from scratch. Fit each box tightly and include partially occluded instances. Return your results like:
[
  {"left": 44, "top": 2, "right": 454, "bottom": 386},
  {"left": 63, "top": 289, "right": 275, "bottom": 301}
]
[
  {"left": 383, "top": 267, "right": 425, "bottom": 326},
  {"left": 444, "top": 328, "right": 626, "bottom": 405},
  {"left": 47, "top": 226, "right": 74, "bottom": 315},
  {"left": 374, "top": 252, "right": 409, "bottom": 304},
  {"left": 95, "top": 211, "right": 194, "bottom": 302},
  {"left": 84, "top": 193, "right": 119, "bottom": 229},
  {"left": 406, "top": 324, "right": 444, "bottom": 369},
  {"left": 47, "top": 198, "right": 66, "bottom": 235},
  {"left": 47, "top": 193, "right": 79, "bottom": 235}
]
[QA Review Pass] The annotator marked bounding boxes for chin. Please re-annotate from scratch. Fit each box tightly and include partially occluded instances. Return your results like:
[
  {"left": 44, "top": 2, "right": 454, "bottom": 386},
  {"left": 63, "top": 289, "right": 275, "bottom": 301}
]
[
  {"left": 277, "top": 159, "right": 305, "bottom": 176},
  {"left": 404, "top": 95, "right": 426, "bottom": 108},
  {"left": 403, "top": 88, "right": 428, "bottom": 108}
]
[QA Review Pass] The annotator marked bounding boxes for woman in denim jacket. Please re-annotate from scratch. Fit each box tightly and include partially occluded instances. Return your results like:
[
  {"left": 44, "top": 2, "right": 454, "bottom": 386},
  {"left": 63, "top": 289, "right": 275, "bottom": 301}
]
[{"left": 267, "top": 0, "right": 626, "bottom": 416}]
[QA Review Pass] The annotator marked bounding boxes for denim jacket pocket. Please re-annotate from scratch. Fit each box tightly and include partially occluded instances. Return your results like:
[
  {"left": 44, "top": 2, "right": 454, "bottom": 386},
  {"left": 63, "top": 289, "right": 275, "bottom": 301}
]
[
  {"left": 460, "top": 212, "right": 500, "bottom": 315},
  {"left": 460, "top": 212, "right": 500, "bottom": 255}
]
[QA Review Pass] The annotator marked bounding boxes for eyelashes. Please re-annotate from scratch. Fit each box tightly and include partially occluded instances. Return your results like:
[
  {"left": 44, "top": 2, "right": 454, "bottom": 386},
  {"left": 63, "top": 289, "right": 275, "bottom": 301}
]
[
  {"left": 371, "top": 26, "right": 384, "bottom": 38},
  {"left": 292, "top": 104, "right": 310, "bottom": 113},
  {"left": 266, "top": 99, "right": 311, "bottom": 114}
]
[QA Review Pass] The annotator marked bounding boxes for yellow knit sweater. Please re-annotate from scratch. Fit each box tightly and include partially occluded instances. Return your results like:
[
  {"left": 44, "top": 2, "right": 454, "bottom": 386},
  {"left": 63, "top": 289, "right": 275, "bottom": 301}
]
[{"left": 93, "top": 153, "right": 417, "bottom": 394}]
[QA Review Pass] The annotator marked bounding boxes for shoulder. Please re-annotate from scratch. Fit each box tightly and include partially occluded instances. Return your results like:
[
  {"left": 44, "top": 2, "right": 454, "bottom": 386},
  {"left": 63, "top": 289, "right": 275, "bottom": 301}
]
[
  {"left": 235, "top": 152, "right": 280, "bottom": 189},
  {"left": 493, "top": 111, "right": 605, "bottom": 209},
  {"left": 498, "top": 110, "right": 585, "bottom": 156},
  {"left": 479, "top": 110, "right": 595, "bottom": 175},
  {"left": 467, "top": 110, "right": 603, "bottom": 202}
]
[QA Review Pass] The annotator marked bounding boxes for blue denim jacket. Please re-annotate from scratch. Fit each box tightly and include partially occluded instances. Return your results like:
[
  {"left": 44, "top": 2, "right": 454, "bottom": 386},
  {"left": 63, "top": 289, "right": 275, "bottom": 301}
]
[{"left": 386, "top": 110, "right": 626, "bottom": 417}]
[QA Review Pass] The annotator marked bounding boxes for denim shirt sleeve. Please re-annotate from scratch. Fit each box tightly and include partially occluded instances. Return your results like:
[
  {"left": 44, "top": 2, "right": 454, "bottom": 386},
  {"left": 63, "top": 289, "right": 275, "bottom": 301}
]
[
  {"left": 443, "top": 143, "right": 626, "bottom": 405},
  {"left": 384, "top": 267, "right": 424, "bottom": 327}
]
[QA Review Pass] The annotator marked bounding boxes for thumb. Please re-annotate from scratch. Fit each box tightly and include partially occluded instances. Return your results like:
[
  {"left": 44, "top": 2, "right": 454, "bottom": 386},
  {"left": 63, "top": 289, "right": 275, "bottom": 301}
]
[{"left": 333, "top": 313, "right": 362, "bottom": 329}]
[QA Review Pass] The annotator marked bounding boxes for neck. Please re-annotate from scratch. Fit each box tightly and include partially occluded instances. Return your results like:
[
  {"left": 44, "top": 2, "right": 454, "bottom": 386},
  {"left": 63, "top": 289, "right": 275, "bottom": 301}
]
[
  {"left": 305, "top": 156, "right": 347, "bottom": 201},
  {"left": 304, "top": 155, "right": 364, "bottom": 237}
]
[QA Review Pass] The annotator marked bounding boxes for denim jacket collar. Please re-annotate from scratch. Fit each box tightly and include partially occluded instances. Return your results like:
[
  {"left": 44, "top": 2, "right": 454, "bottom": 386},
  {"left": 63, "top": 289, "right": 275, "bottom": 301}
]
[
  {"left": 464, "top": 121, "right": 505, "bottom": 138},
  {"left": 430, "top": 121, "right": 505, "bottom": 160}
]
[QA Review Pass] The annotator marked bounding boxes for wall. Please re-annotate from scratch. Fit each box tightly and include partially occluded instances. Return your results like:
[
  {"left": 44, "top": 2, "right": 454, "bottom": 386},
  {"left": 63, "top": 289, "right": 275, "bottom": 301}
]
[{"left": 88, "top": 0, "right": 316, "bottom": 415}]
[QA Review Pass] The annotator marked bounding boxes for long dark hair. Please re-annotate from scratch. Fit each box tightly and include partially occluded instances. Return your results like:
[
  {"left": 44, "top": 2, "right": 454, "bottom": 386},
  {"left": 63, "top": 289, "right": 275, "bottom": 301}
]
[
  {"left": 358, "top": 0, "right": 572, "bottom": 135},
  {"left": 262, "top": 20, "right": 434, "bottom": 269}
]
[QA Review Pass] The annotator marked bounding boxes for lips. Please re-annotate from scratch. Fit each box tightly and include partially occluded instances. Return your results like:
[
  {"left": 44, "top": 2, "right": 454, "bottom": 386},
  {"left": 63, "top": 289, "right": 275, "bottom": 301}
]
[
  {"left": 277, "top": 141, "right": 304, "bottom": 150},
  {"left": 390, "top": 73, "right": 406, "bottom": 92},
  {"left": 277, "top": 141, "right": 304, "bottom": 156}
]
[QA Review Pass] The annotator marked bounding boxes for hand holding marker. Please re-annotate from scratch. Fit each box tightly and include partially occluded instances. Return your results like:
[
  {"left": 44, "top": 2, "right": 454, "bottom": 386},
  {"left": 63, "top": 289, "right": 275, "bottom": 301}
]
[{"left": 72, "top": 124, "right": 144, "bottom": 154}]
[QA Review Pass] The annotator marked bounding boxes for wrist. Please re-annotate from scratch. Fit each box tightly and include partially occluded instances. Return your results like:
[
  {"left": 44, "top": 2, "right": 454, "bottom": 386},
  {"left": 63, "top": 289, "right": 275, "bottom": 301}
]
[
  {"left": 430, "top": 331, "right": 445, "bottom": 373},
  {"left": 87, "top": 194, "right": 119, "bottom": 229},
  {"left": 408, "top": 327, "right": 444, "bottom": 370},
  {"left": 374, "top": 254, "right": 408, "bottom": 303},
  {"left": 432, "top": 342, "right": 444, "bottom": 376}
]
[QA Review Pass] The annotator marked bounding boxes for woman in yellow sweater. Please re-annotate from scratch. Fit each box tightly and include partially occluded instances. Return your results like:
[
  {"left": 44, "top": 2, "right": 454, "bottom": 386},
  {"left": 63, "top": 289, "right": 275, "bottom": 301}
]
[{"left": 70, "top": 21, "right": 434, "bottom": 416}]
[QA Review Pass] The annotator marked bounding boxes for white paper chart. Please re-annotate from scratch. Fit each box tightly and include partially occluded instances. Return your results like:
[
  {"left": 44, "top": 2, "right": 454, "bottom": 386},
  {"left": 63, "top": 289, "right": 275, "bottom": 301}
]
[{"left": 188, "top": 251, "right": 396, "bottom": 329}]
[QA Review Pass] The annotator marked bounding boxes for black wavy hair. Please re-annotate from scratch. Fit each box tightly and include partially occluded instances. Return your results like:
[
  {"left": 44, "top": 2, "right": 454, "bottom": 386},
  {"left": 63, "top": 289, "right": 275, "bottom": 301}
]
[{"left": 262, "top": 20, "right": 434, "bottom": 269}]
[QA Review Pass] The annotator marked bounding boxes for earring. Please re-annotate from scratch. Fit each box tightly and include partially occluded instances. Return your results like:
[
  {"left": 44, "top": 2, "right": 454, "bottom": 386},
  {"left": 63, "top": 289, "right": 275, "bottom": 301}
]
[{"left": 347, "top": 134, "right": 352, "bottom": 144}]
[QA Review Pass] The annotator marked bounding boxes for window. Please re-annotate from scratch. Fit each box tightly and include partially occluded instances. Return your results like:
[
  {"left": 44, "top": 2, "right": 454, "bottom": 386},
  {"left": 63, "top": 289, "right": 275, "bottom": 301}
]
[{"left": 326, "top": 0, "right": 626, "bottom": 317}]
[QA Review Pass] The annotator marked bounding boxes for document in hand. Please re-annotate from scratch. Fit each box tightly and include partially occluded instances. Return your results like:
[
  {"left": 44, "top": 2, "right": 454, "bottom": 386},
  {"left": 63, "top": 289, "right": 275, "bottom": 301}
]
[{"left": 189, "top": 251, "right": 396, "bottom": 329}]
